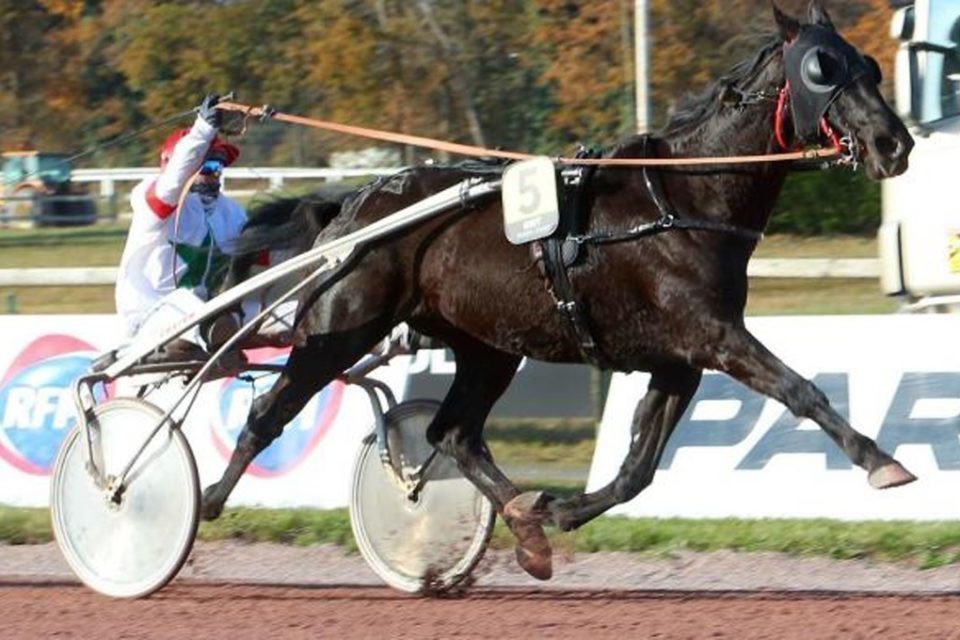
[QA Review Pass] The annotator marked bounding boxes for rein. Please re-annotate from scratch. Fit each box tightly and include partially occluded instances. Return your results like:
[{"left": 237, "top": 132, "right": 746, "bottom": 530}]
[{"left": 216, "top": 101, "right": 839, "bottom": 167}]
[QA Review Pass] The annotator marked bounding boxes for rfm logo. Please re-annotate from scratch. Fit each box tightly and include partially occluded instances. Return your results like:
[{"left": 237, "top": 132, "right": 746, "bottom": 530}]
[
  {"left": 660, "top": 372, "right": 960, "bottom": 470},
  {"left": 212, "top": 348, "right": 345, "bottom": 477},
  {"left": 0, "top": 335, "right": 97, "bottom": 475}
]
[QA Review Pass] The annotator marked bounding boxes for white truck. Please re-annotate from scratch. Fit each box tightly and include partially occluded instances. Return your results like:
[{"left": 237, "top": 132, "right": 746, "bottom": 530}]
[{"left": 880, "top": 0, "right": 960, "bottom": 310}]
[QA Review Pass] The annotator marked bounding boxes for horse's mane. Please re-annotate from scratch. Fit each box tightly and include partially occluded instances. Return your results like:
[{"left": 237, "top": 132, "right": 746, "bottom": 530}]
[{"left": 658, "top": 34, "right": 783, "bottom": 138}]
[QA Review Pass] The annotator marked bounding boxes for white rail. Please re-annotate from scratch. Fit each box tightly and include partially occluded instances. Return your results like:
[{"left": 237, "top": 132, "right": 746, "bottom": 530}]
[
  {"left": 0, "top": 268, "right": 118, "bottom": 286},
  {"left": 0, "top": 259, "right": 880, "bottom": 287},
  {"left": 71, "top": 166, "right": 402, "bottom": 196},
  {"left": 746, "top": 258, "right": 879, "bottom": 279}
]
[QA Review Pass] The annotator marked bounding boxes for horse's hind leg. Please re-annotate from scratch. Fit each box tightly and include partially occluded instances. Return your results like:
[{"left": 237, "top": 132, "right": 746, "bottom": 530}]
[
  {"left": 510, "top": 363, "right": 702, "bottom": 532},
  {"left": 705, "top": 325, "right": 915, "bottom": 488},
  {"left": 200, "top": 322, "right": 386, "bottom": 520},
  {"left": 422, "top": 339, "right": 555, "bottom": 579}
]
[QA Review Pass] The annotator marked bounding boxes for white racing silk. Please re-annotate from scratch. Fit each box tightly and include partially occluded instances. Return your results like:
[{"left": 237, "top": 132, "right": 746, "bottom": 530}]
[{"left": 115, "top": 116, "right": 248, "bottom": 340}]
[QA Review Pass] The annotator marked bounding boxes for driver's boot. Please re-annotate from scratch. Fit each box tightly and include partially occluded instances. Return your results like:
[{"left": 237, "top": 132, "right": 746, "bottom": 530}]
[{"left": 203, "top": 314, "right": 247, "bottom": 377}]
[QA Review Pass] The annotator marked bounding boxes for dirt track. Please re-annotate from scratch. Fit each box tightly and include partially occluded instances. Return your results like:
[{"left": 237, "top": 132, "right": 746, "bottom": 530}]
[
  {"left": 5, "top": 543, "right": 960, "bottom": 639},
  {"left": 6, "top": 583, "right": 960, "bottom": 639}
]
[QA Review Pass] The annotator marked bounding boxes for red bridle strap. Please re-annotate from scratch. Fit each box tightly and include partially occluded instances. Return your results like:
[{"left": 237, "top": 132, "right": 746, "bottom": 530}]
[
  {"left": 819, "top": 118, "right": 844, "bottom": 153},
  {"left": 774, "top": 83, "right": 844, "bottom": 154},
  {"left": 774, "top": 84, "right": 792, "bottom": 151}
]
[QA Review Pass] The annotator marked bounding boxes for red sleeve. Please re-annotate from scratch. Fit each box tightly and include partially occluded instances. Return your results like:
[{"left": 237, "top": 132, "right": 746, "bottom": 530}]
[
  {"left": 145, "top": 180, "right": 177, "bottom": 219},
  {"left": 255, "top": 250, "right": 271, "bottom": 267}
]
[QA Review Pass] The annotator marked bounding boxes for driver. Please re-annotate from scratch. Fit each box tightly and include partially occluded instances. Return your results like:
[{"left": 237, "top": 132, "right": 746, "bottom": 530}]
[{"left": 115, "top": 92, "right": 251, "bottom": 364}]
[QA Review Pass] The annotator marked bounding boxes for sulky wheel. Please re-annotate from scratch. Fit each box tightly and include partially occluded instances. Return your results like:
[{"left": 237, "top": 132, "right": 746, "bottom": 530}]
[
  {"left": 349, "top": 399, "right": 494, "bottom": 593},
  {"left": 50, "top": 398, "right": 200, "bottom": 598}
]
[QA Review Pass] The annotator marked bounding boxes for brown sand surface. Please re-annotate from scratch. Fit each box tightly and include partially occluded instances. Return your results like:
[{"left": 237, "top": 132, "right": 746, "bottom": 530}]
[{"left": 4, "top": 542, "right": 960, "bottom": 639}]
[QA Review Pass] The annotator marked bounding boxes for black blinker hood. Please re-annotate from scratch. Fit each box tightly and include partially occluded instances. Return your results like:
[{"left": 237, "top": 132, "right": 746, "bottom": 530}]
[{"left": 783, "top": 25, "right": 873, "bottom": 142}]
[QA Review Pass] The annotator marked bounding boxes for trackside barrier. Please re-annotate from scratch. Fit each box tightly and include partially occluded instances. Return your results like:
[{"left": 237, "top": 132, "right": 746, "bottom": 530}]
[
  {"left": 0, "top": 259, "right": 880, "bottom": 288},
  {"left": 0, "top": 315, "right": 409, "bottom": 508},
  {"left": 70, "top": 166, "right": 402, "bottom": 209},
  {"left": 0, "top": 167, "right": 403, "bottom": 229},
  {"left": 5, "top": 314, "right": 956, "bottom": 517},
  {"left": 0, "top": 314, "right": 596, "bottom": 507}
]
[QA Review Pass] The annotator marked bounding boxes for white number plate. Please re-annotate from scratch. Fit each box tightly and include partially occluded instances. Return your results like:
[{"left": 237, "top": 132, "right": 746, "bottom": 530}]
[{"left": 501, "top": 156, "right": 560, "bottom": 245}]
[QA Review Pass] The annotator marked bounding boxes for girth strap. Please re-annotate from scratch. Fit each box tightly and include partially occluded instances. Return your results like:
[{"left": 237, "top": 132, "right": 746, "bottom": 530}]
[
  {"left": 532, "top": 148, "right": 611, "bottom": 370},
  {"left": 533, "top": 234, "right": 609, "bottom": 369}
]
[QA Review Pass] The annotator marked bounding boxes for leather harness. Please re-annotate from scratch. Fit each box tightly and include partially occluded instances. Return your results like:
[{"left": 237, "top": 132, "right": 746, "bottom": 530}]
[{"left": 530, "top": 136, "right": 763, "bottom": 370}]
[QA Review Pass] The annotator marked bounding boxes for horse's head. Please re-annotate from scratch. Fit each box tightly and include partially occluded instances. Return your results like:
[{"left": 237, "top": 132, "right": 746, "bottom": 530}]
[{"left": 774, "top": 1, "right": 913, "bottom": 179}]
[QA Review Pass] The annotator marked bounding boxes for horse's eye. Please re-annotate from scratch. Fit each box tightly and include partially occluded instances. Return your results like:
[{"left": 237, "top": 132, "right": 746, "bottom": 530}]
[
  {"left": 804, "top": 49, "right": 844, "bottom": 87},
  {"left": 864, "top": 55, "right": 883, "bottom": 84}
]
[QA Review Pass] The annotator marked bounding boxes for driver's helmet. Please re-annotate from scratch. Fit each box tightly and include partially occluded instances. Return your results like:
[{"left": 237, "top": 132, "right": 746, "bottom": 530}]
[{"left": 159, "top": 129, "right": 240, "bottom": 169}]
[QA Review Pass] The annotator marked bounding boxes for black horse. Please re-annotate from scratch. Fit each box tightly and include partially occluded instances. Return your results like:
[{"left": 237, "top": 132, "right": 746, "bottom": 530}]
[{"left": 204, "top": 1, "right": 914, "bottom": 581}]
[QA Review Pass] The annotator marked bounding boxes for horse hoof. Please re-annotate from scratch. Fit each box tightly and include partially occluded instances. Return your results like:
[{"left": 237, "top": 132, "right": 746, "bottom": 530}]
[
  {"left": 503, "top": 492, "right": 553, "bottom": 581},
  {"left": 200, "top": 484, "right": 225, "bottom": 521},
  {"left": 515, "top": 541, "right": 553, "bottom": 581},
  {"left": 868, "top": 461, "right": 917, "bottom": 489}
]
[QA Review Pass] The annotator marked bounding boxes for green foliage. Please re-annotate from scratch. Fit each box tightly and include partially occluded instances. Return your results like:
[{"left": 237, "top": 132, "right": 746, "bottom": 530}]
[
  {"left": 0, "top": 0, "right": 897, "bottom": 170},
  {"left": 769, "top": 169, "right": 881, "bottom": 235}
]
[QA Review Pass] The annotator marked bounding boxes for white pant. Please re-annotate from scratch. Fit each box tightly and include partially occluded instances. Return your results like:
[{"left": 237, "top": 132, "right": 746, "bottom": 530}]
[
  {"left": 128, "top": 288, "right": 296, "bottom": 354},
  {"left": 130, "top": 288, "right": 208, "bottom": 350}
]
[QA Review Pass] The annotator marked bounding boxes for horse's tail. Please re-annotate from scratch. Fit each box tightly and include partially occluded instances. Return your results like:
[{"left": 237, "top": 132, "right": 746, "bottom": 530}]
[
  {"left": 221, "top": 192, "right": 345, "bottom": 294},
  {"left": 234, "top": 193, "right": 344, "bottom": 256}
]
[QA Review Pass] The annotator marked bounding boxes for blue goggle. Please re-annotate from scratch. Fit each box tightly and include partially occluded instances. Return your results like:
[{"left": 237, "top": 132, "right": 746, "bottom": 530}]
[{"left": 200, "top": 158, "right": 224, "bottom": 175}]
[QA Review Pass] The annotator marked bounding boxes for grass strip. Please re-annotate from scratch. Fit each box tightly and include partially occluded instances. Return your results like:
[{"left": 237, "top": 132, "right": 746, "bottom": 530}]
[
  {"left": 569, "top": 517, "right": 960, "bottom": 569},
  {"left": 0, "top": 507, "right": 53, "bottom": 544},
  {"left": 198, "top": 507, "right": 358, "bottom": 551},
  {"left": 7, "top": 506, "right": 960, "bottom": 569},
  {"left": 0, "top": 224, "right": 128, "bottom": 247}
]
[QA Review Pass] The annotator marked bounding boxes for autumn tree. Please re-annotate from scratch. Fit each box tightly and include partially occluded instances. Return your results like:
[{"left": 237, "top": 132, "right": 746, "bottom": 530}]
[
  {"left": 0, "top": 1, "right": 57, "bottom": 149},
  {"left": 0, "top": 0, "right": 902, "bottom": 167},
  {"left": 532, "top": 0, "right": 637, "bottom": 147}
]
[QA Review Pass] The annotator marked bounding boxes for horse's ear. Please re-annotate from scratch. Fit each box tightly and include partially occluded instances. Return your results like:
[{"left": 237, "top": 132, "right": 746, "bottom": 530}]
[
  {"left": 718, "top": 82, "right": 740, "bottom": 108},
  {"left": 772, "top": 2, "right": 800, "bottom": 41},
  {"left": 807, "top": 0, "right": 835, "bottom": 30}
]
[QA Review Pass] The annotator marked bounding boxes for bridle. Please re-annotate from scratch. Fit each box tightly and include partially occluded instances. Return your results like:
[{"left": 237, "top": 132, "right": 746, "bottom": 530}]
[
  {"left": 772, "top": 24, "right": 883, "bottom": 167},
  {"left": 730, "top": 33, "right": 871, "bottom": 169},
  {"left": 772, "top": 82, "right": 854, "bottom": 165}
]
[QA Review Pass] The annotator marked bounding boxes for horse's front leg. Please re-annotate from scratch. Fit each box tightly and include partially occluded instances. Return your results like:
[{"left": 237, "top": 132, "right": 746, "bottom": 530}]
[
  {"left": 703, "top": 324, "right": 915, "bottom": 488},
  {"left": 508, "top": 363, "right": 702, "bottom": 532}
]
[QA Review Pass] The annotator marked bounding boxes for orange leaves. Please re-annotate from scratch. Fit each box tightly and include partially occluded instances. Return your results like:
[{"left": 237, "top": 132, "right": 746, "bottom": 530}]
[
  {"left": 2, "top": 0, "right": 899, "bottom": 164},
  {"left": 841, "top": 0, "right": 896, "bottom": 95},
  {"left": 533, "top": 0, "right": 635, "bottom": 142}
]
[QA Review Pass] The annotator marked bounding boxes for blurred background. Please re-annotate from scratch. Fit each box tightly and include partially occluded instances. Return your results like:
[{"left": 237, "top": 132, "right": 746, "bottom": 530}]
[{"left": 0, "top": 0, "right": 893, "bottom": 233}]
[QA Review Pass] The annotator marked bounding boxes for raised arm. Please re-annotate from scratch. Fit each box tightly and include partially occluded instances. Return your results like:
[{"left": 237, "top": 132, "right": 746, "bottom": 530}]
[{"left": 143, "top": 94, "right": 222, "bottom": 220}]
